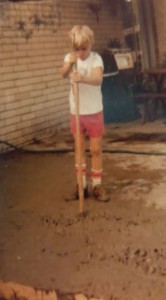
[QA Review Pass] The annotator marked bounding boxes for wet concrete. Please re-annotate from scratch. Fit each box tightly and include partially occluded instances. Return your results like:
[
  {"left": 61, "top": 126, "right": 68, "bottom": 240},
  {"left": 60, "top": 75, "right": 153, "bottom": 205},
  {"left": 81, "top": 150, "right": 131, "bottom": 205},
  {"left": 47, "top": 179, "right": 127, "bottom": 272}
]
[{"left": 1, "top": 122, "right": 166, "bottom": 300}]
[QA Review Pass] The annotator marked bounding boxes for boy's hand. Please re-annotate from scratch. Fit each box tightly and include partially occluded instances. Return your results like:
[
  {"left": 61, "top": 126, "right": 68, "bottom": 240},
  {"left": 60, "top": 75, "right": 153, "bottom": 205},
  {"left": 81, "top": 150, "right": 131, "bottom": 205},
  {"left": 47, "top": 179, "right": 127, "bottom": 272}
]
[
  {"left": 68, "top": 52, "right": 77, "bottom": 65},
  {"left": 70, "top": 71, "right": 82, "bottom": 83},
  {"left": 61, "top": 52, "right": 77, "bottom": 78}
]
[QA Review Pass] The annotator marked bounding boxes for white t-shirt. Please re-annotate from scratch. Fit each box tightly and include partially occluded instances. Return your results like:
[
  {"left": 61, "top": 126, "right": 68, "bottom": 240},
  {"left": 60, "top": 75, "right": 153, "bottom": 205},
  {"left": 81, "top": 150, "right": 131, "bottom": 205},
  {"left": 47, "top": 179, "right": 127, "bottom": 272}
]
[{"left": 64, "top": 52, "right": 104, "bottom": 115}]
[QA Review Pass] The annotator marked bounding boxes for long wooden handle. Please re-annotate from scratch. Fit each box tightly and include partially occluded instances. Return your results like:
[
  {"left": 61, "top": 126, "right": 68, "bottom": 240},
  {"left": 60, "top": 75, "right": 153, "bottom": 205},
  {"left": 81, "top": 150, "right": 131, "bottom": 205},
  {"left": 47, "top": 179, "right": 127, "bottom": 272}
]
[{"left": 73, "top": 81, "right": 84, "bottom": 214}]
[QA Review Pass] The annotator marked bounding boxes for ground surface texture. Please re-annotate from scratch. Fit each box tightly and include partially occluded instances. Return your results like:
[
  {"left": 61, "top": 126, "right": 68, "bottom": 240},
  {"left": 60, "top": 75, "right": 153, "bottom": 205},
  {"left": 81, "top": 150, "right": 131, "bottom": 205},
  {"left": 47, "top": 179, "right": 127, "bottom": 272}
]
[{"left": 1, "top": 121, "right": 166, "bottom": 300}]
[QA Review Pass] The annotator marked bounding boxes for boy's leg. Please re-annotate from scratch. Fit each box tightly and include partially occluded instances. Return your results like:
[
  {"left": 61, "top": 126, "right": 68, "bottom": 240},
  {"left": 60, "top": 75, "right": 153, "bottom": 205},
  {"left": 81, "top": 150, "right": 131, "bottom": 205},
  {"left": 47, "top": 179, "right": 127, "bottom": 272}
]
[
  {"left": 90, "top": 136, "right": 103, "bottom": 186},
  {"left": 65, "top": 132, "right": 89, "bottom": 201},
  {"left": 90, "top": 136, "right": 110, "bottom": 202},
  {"left": 90, "top": 136, "right": 103, "bottom": 185},
  {"left": 73, "top": 132, "right": 87, "bottom": 189}
]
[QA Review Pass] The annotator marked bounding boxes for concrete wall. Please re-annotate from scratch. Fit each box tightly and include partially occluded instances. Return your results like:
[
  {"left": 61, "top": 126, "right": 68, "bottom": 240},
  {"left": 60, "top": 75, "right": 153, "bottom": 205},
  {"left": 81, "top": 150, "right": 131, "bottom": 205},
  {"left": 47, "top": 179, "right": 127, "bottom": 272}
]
[
  {"left": 152, "top": 0, "right": 166, "bottom": 66},
  {"left": 0, "top": 0, "right": 123, "bottom": 150}
]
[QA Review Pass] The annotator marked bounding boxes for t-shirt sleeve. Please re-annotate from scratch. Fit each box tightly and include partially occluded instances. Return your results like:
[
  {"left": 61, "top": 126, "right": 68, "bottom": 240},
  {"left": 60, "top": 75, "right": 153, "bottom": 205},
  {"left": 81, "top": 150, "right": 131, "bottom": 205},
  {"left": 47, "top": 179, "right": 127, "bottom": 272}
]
[
  {"left": 64, "top": 53, "right": 70, "bottom": 63},
  {"left": 93, "top": 53, "right": 104, "bottom": 69}
]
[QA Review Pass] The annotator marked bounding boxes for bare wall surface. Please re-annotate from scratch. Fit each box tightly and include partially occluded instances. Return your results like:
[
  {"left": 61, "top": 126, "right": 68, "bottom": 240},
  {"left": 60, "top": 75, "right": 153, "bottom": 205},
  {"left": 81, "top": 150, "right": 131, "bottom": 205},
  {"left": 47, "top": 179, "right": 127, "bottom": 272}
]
[{"left": 0, "top": 0, "right": 123, "bottom": 151}]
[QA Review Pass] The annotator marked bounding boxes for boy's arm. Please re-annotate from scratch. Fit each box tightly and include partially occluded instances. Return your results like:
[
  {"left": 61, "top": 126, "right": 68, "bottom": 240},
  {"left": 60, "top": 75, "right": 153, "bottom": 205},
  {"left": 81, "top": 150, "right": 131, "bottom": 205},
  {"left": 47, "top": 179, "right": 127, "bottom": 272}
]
[
  {"left": 61, "top": 52, "right": 77, "bottom": 78},
  {"left": 61, "top": 62, "right": 74, "bottom": 78},
  {"left": 71, "top": 67, "right": 103, "bottom": 86},
  {"left": 82, "top": 66, "right": 103, "bottom": 85}
]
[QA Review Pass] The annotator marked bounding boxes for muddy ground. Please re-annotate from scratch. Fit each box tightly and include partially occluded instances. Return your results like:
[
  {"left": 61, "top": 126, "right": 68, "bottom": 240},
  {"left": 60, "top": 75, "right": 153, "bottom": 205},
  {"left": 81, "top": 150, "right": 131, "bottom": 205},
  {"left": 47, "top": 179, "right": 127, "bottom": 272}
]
[{"left": 1, "top": 121, "right": 166, "bottom": 300}]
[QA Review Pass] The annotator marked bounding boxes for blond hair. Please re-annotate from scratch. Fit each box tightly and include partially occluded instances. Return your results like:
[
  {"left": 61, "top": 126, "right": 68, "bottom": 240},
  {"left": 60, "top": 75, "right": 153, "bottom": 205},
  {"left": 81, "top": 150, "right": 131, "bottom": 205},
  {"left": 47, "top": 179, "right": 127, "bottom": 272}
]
[{"left": 68, "top": 25, "right": 94, "bottom": 49}]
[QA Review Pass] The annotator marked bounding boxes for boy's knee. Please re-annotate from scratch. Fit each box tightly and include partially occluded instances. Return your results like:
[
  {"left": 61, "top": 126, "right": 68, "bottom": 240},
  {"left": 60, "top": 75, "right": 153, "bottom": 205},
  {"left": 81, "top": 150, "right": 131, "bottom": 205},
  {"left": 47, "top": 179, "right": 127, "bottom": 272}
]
[{"left": 90, "top": 147, "right": 101, "bottom": 157}]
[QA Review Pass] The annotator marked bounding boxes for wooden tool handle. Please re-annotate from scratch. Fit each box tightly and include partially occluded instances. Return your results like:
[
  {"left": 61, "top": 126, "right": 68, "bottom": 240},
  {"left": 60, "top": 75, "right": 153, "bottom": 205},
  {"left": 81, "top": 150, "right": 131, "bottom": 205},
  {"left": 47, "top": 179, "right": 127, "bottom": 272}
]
[{"left": 73, "top": 81, "right": 84, "bottom": 213}]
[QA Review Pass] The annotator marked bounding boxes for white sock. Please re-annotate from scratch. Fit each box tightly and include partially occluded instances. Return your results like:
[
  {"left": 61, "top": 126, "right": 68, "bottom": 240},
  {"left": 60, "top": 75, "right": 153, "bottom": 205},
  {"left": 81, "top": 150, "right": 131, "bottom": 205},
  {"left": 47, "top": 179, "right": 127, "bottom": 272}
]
[
  {"left": 75, "top": 163, "right": 87, "bottom": 188},
  {"left": 91, "top": 168, "right": 102, "bottom": 187}
]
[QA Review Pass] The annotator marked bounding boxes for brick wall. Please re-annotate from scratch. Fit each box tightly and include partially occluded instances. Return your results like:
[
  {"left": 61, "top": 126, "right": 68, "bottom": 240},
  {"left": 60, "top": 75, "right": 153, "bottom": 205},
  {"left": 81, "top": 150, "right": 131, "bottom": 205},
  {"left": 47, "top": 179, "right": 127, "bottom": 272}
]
[
  {"left": 0, "top": 0, "right": 123, "bottom": 151},
  {"left": 152, "top": 0, "right": 166, "bottom": 66}
]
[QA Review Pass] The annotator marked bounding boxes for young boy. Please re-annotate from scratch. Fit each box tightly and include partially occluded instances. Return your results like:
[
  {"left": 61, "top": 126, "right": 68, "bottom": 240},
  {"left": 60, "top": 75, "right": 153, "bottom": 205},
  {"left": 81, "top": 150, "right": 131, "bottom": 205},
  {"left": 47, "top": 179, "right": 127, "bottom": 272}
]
[{"left": 61, "top": 25, "right": 110, "bottom": 202}]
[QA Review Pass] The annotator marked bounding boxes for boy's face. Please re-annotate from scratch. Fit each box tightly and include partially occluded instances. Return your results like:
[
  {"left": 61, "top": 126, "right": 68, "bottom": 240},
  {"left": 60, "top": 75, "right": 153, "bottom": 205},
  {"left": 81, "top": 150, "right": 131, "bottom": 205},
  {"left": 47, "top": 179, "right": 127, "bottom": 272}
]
[{"left": 74, "top": 44, "right": 91, "bottom": 60}]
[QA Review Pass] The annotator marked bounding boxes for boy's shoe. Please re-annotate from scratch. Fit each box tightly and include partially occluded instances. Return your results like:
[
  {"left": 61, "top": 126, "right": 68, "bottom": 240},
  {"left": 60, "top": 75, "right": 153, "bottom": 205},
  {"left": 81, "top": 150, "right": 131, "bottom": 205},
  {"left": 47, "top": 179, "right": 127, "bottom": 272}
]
[
  {"left": 93, "top": 184, "right": 110, "bottom": 202},
  {"left": 65, "top": 184, "right": 89, "bottom": 201}
]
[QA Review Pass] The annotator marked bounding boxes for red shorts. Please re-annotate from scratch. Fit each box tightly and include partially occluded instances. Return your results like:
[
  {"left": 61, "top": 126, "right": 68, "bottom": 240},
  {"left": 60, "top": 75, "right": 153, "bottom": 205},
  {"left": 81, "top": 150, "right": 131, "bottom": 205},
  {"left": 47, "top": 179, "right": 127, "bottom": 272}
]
[{"left": 70, "top": 111, "right": 104, "bottom": 138}]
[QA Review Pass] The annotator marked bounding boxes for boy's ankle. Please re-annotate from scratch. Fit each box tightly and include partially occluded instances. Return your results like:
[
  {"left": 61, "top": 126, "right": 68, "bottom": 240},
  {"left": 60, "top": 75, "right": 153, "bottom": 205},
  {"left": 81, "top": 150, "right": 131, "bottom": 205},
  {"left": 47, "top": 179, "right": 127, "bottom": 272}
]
[{"left": 65, "top": 184, "right": 89, "bottom": 201}]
